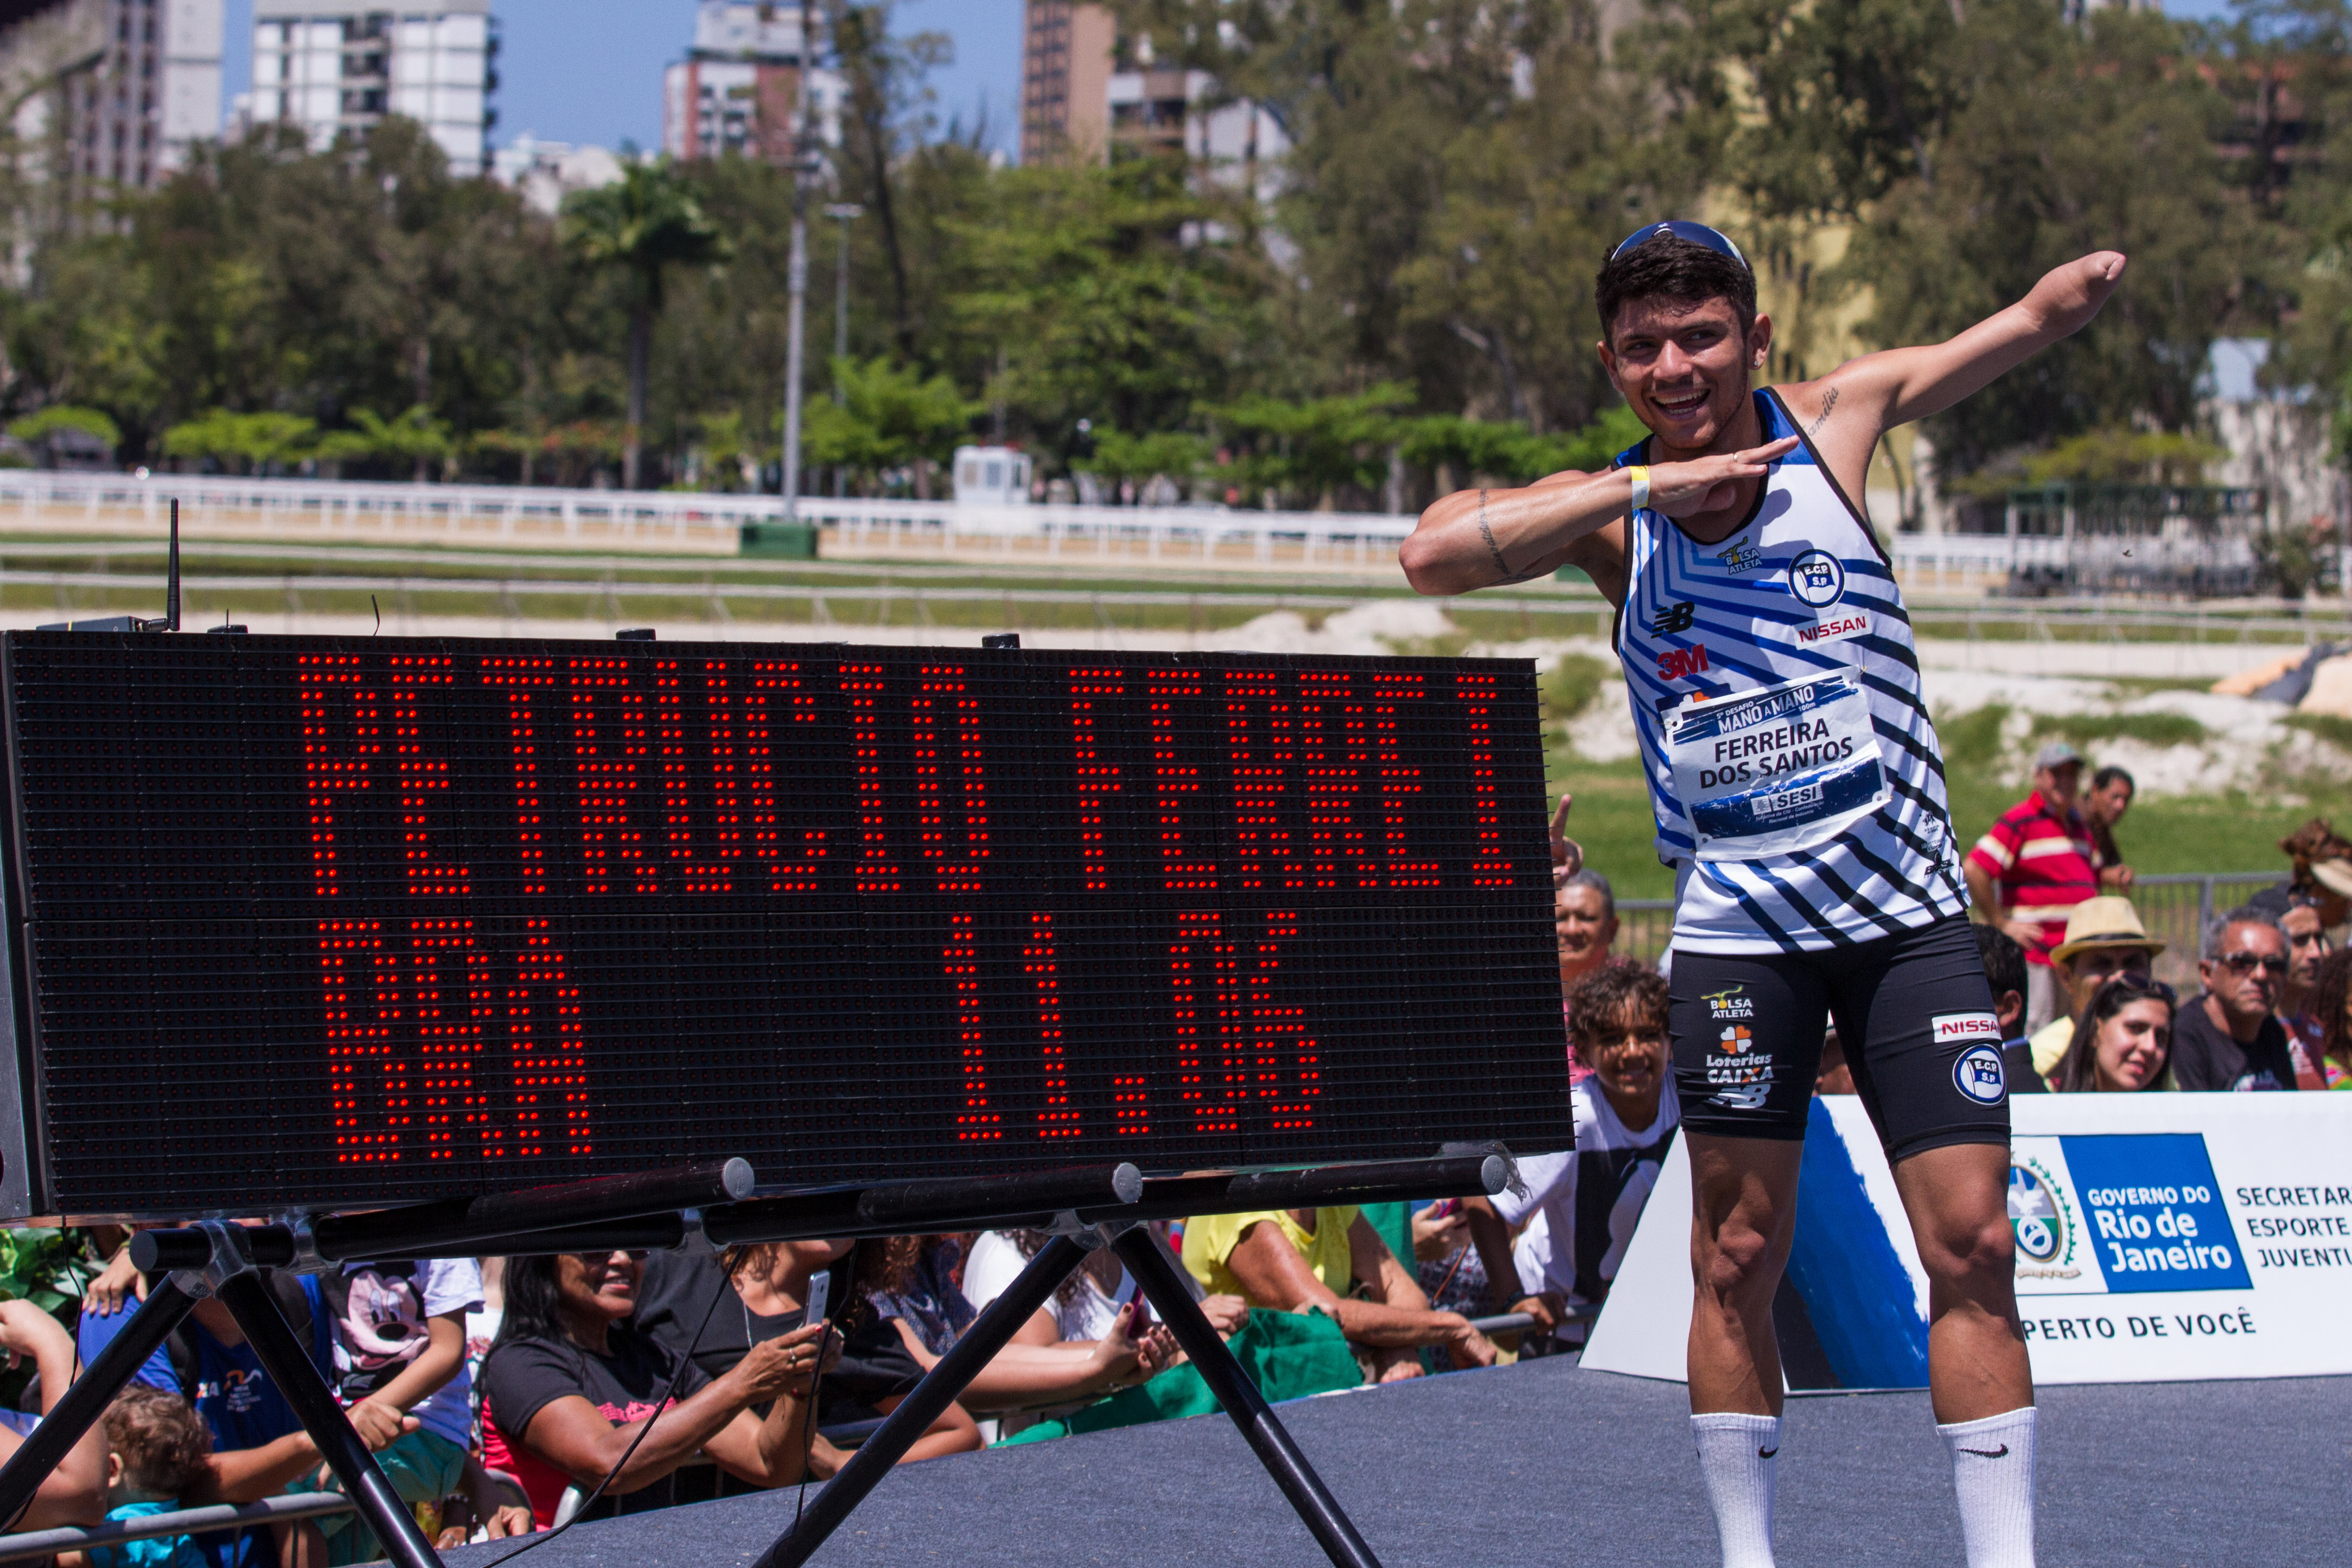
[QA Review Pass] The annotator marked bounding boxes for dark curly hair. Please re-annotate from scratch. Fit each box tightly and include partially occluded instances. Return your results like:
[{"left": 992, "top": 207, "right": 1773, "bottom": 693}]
[
  {"left": 2310, "top": 947, "right": 2352, "bottom": 1080},
  {"left": 1594, "top": 235, "right": 1757, "bottom": 350},
  {"left": 1567, "top": 961, "right": 1668, "bottom": 1039}
]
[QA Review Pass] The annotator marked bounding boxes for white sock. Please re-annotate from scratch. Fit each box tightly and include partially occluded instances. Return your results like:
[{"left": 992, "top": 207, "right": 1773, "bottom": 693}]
[
  {"left": 1937, "top": 1406, "right": 2037, "bottom": 1568},
  {"left": 1690, "top": 1412, "right": 1780, "bottom": 1568}
]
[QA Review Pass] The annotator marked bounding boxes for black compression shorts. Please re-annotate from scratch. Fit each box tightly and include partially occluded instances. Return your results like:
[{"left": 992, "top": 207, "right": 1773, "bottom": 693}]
[{"left": 1669, "top": 914, "right": 2010, "bottom": 1163}]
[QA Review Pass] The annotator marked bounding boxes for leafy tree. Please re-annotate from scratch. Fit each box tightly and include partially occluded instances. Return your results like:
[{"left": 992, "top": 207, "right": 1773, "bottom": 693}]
[
  {"left": 1204, "top": 385, "right": 1413, "bottom": 508},
  {"left": 2020, "top": 428, "right": 2228, "bottom": 486},
  {"left": 562, "top": 159, "right": 731, "bottom": 489},
  {"left": 313, "top": 405, "right": 456, "bottom": 476},
  {"left": 8, "top": 406, "right": 121, "bottom": 449},
  {"left": 800, "top": 355, "right": 978, "bottom": 492},
  {"left": 1073, "top": 428, "right": 1212, "bottom": 495},
  {"left": 161, "top": 409, "right": 318, "bottom": 474}
]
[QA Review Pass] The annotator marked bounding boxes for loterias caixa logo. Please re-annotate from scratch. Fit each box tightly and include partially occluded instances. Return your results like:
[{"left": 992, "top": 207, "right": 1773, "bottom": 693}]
[{"left": 2009, "top": 1134, "right": 2252, "bottom": 1298}]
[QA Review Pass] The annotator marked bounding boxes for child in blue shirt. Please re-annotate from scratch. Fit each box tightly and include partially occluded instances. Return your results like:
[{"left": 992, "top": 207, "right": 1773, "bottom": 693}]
[{"left": 84, "top": 1385, "right": 212, "bottom": 1568}]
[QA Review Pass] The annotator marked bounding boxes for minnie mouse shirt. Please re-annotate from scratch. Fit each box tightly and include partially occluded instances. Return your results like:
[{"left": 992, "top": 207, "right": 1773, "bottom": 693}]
[{"left": 328, "top": 1258, "right": 484, "bottom": 1448}]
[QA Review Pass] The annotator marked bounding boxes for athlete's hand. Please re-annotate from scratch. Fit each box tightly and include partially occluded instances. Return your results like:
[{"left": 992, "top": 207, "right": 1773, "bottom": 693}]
[
  {"left": 1648, "top": 437, "right": 1800, "bottom": 519},
  {"left": 1550, "top": 795, "right": 1583, "bottom": 882},
  {"left": 2025, "top": 251, "right": 2128, "bottom": 339}
]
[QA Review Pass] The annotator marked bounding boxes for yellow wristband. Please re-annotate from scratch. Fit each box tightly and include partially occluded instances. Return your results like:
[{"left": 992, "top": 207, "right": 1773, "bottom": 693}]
[{"left": 1628, "top": 466, "right": 1650, "bottom": 512}]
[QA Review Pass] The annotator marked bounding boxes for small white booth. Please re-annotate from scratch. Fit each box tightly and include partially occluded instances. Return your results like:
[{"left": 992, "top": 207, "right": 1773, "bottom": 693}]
[{"left": 952, "top": 446, "right": 1032, "bottom": 506}]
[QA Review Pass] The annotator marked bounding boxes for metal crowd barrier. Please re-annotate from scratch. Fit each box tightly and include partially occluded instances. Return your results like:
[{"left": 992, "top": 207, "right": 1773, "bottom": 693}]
[
  {"left": 0, "top": 1491, "right": 353, "bottom": 1565},
  {"left": 1612, "top": 874, "right": 2286, "bottom": 990}
]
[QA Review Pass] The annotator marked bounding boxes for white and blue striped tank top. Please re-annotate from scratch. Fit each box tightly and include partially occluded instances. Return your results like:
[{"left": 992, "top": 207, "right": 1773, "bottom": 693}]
[{"left": 1611, "top": 388, "right": 1967, "bottom": 953}]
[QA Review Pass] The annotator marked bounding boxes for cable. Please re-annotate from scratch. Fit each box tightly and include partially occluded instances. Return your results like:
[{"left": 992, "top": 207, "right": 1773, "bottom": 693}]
[
  {"left": 789, "top": 1317, "right": 836, "bottom": 1535},
  {"left": 474, "top": 1247, "right": 749, "bottom": 1568}
]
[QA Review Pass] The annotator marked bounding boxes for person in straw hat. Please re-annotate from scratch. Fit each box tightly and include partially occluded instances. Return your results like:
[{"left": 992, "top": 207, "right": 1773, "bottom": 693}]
[{"left": 2024, "top": 897, "right": 2165, "bottom": 1088}]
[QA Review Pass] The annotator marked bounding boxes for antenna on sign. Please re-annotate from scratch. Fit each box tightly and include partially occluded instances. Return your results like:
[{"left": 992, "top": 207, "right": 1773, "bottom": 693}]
[{"left": 135, "top": 498, "right": 181, "bottom": 633}]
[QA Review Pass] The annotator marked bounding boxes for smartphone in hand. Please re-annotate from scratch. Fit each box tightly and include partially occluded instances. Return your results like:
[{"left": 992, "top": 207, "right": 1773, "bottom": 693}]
[{"left": 804, "top": 1270, "right": 831, "bottom": 1330}]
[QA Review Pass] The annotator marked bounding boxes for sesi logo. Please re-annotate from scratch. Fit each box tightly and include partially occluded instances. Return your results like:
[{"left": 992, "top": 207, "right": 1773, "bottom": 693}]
[{"left": 1657, "top": 645, "right": 1711, "bottom": 681}]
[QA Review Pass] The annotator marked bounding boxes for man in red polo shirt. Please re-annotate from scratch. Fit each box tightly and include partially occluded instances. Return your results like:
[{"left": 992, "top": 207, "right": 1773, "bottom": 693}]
[{"left": 1966, "top": 742, "right": 2100, "bottom": 1032}]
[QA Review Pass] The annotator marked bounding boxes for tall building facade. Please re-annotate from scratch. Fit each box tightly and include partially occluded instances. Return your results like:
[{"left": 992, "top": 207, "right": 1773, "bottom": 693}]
[
  {"left": 662, "top": 1, "right": 839, "bottom": 164},
  {"left": 1019, "top": 1, "right": 1112, "bottom": 163},
  {"left": 0, "top": 0, "right": 223, "bottom": 193},
  {"left": 1021, "top": 2, "right": 1286, "bottom": 181},
  {"left": 247, "top": 0, "right": 495, "bottom": 176}
]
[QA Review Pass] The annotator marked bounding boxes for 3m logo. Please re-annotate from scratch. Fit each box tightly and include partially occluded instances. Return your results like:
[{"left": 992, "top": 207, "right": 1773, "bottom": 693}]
[
  {"left": 1933, "top": 1012, "right": 2002, "bottom": 1044},
  {"left": 1657, "top": 645, "right": 1711, "bottom": 681},
  {"left": 1650, "top": 601, "right": 1697, "bottom": 636}
]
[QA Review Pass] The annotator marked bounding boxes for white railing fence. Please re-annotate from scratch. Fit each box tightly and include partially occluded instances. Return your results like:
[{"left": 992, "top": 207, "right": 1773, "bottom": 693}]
[{"left": 1, "top": 471, "right": 2347, "bottom": 590}]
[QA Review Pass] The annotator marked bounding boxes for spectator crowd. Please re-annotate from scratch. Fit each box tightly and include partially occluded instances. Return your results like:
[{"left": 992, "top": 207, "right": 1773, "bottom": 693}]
[{"left": 0, "top": 751, "right": 2340, "bottom": 1563}]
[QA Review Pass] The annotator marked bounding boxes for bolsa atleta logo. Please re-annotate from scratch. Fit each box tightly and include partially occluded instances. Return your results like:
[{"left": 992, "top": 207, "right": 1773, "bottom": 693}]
[
  {"left": 1715, "top": 536, "right": 1765, "bottom": 573},
  {"left": 1702, "top": 986, "right": 1771, "bottom": 1108}
]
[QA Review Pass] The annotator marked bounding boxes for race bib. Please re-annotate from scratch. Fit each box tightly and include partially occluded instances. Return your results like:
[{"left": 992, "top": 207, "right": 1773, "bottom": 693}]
[{"left": 1665, "top": 671, "right": 1890, "bottom": 861}]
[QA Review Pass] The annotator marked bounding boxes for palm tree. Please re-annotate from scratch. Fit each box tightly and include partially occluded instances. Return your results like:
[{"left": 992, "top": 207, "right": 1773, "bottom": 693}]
[{"left": 562, "top": 160, "right": 730, "bottom": 490}]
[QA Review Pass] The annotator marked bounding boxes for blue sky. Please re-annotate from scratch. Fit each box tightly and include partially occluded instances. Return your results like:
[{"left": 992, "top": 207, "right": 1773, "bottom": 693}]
[
  {"left": 220, "top": 0, "right": 1027, "bottom": 158},
  {"left": 218, "top": 0, "right": 2240, "bottom": 163}
]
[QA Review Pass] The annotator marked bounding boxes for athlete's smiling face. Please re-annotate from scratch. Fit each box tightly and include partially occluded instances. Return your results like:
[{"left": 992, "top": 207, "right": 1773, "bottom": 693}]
[{"left": 1598, "top": 294, "right": 1774, "bottom": 455}]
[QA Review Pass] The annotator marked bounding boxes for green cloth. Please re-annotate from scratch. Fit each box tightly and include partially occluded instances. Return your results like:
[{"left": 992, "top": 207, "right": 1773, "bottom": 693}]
[
  {"left": 317, "top": 1427, "right": 467, "bottom": 1565},
  {"left": 997, "top": 1308, "right": 1363, "bottom": 1446},
  {"left": 1359, "top": 1202, "right": 1416, "bottom": 1273}
]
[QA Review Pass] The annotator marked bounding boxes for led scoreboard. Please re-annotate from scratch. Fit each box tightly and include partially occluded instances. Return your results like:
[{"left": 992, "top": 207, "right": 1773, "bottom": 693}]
[{"left": 0, "top": 633, "right": 1567, "bottom": 1220}]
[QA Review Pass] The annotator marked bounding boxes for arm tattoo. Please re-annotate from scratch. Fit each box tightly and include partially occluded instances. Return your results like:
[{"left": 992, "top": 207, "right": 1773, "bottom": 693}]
[
  {"left": 1811, "top": 386, "right": 1838, "bottom": 435},
  {"left": 1475, "top": 489, "right": 1516, "bottom": 582}
]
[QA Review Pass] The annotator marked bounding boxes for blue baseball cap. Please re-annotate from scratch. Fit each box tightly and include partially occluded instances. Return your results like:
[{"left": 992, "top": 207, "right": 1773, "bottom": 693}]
[{"left": 1609, "top": 220, "right": 1750, "bottom": 271}]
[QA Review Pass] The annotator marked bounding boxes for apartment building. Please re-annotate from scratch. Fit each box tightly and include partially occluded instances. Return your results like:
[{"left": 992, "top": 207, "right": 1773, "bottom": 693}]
[{"left": 247, "top": 0, "right": 495, "bottom": 176}]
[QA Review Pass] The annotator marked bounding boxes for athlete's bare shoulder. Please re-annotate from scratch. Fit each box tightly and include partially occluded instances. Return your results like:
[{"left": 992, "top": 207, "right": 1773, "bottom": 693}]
[{"left": 1767, "top": 373, "right": 1880, "bottom": 518}]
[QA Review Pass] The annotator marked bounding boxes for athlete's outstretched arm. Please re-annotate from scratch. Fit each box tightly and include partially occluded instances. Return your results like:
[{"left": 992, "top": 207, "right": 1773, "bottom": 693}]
[
  {"left": 1808, "top": 252, "right": 2128, "bottom": 436},
  {"left": 1400, "top": 438, "right": 1796, "bottom": 601}
]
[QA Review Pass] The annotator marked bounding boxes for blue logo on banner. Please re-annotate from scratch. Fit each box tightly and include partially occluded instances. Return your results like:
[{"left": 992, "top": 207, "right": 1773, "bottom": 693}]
[{"left": 2057, "top": 1134, "right": 2249, "bottom": 1293}]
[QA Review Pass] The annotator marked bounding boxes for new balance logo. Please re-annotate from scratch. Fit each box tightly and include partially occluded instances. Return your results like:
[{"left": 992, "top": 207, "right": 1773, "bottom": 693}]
[
  {"left": 1650, "top": 600, "right": 1697, "bottom": 636},
  {"left": 1656, "top": 645, "right": 1711, "bottom": 681},
  {"left": 1959, "top": 1444, "right": 2010, "bottom": 1459}
]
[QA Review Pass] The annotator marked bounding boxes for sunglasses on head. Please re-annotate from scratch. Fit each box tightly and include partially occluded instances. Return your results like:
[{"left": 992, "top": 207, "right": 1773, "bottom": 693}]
[
  {"left": 2215, "top": 952, "right": 2287, "bottom": 975},
  {"left": 1609, "top": 220, "right": 1751, "bottom": 271},
  {"left": 2104, "top": 976, "right": 2176, "bottom": 1004}
]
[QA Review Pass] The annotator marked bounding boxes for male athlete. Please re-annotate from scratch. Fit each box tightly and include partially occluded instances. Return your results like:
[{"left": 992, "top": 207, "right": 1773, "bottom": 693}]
[{"left": 1403, "top": 222, "right": 2127, "bottom": 1568}]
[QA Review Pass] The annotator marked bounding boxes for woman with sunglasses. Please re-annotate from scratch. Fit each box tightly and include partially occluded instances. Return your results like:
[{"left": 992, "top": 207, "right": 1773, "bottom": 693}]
[
  {"left": 479, "top": 1248, "right": 839, "bottom": 1530},
  {"left": 2170, "top": 909, "right": 2303, "bottom": 1093},
  {"left": 2051, "top": 977, "right": 2176, "bottom": 1093}
]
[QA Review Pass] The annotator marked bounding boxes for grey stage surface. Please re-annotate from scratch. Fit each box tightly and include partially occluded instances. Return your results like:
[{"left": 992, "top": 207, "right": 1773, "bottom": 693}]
[{"left": 445, "top": 1359, "right": 2347, "bottom": 1567}]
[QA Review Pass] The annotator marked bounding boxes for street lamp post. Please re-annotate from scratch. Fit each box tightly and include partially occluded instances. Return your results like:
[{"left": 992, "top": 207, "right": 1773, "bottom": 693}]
[
  {"left": 823, "top": 202, "right": 861, "bottom": 498},
  {"left": 780, "top": 0, "right": 821, "bottom": 515},
  {"left": 824, "top": 203, "right": 861, "bottom": 378}
]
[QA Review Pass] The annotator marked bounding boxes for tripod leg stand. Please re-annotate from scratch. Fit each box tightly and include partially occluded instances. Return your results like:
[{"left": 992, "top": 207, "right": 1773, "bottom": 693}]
[
  {"left": 214, "top": 1271, "right": 443, "bottom": 1568},
  {"left": 753, "top": 1233, "right": 1089, "bottom": 1568},
  {"left": 1110, "top": 1225, "right": 1383, "bottom": 1568},
  {"left": 0, "top": 1274, "right": 203, "bottom": 1531}
]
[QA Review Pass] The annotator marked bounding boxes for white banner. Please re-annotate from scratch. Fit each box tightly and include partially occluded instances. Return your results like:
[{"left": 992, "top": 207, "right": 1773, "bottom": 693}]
[{"left": 1582, "top": 1093, "right": 2352, "bottom": 1386}]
